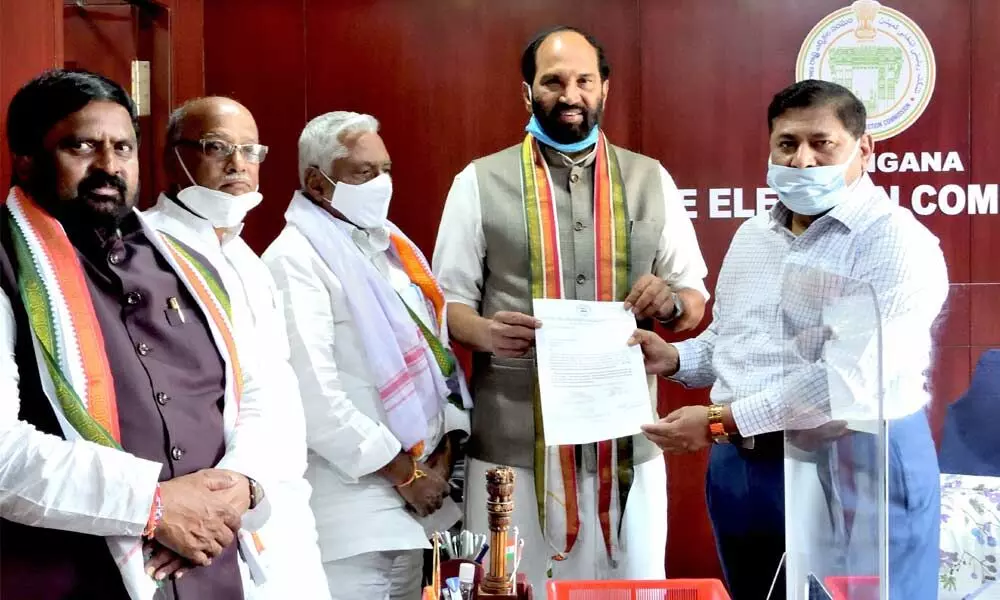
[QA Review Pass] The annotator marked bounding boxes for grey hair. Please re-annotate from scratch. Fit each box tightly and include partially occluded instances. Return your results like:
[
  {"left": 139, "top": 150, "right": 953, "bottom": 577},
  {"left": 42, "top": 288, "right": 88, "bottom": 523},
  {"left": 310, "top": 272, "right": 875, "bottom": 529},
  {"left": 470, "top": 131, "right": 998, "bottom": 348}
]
[{"left": 298, "top": 111, "right": 380, "bottom": 188}]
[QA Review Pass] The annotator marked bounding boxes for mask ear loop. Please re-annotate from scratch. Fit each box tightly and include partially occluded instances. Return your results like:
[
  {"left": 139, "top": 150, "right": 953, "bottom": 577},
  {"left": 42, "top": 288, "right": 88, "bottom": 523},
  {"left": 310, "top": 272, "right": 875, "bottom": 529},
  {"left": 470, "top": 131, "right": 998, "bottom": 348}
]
[
  {"left": 316, "top": 167, "right": 338, "bottom": 205},
  {"left": 844, "top": 138, "right": 862, "bottom": 166},
  {"left": 173, "top": 146, "right": 199, "bottom": 187}
]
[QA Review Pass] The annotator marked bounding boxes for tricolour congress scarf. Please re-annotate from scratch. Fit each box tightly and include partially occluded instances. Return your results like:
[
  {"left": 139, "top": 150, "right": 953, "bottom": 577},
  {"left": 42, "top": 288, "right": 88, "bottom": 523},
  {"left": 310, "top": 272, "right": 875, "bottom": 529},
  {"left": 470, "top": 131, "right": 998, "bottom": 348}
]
[
  {"left": 520, "top": 132, "right": 634, "bottom": 564},
  {"left": 5, "top": 186, "right": 255, "bottom": 599},
  {"left": 389, "top": 228, "right": 470, "bottom": 409}
]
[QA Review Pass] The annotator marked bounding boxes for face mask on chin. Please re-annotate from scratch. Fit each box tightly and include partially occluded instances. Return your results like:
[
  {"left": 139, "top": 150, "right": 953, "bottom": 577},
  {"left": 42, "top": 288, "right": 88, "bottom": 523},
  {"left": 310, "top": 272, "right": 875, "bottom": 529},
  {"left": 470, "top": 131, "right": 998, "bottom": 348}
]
[
  {"left": 172, "top": 147, "right": 262, "bottom": 228},
  {"left": 765, "top": 139, "right": 861, "bottom": 216},
  {"left": 318, "top": 169, "right": 392, "bottom": 230}
]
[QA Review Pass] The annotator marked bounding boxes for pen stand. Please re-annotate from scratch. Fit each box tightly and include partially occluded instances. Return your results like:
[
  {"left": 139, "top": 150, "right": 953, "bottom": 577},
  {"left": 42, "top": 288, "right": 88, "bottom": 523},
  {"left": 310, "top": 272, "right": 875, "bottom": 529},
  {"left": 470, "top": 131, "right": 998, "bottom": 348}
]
[{"left": 438, "top": 560, "right": 532, "bottom": 599}]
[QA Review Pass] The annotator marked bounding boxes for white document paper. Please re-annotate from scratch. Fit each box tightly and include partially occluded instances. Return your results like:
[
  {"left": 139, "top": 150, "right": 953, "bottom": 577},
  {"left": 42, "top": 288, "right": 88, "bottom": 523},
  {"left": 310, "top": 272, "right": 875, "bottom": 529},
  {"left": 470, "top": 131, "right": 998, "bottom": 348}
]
[{"left": 533, "top": 299, "right": 654, "bottom": 446}]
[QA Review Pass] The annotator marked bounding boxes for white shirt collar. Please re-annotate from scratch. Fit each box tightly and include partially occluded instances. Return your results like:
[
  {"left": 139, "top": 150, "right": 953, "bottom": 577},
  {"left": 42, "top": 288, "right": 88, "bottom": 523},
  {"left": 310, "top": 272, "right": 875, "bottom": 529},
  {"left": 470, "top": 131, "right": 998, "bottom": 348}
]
[
  {"left": 152, "top": 192, "right": 244, "bottom": 247},
  {"left": 327, "top": 211, "right": 391, "bottom": 256}
]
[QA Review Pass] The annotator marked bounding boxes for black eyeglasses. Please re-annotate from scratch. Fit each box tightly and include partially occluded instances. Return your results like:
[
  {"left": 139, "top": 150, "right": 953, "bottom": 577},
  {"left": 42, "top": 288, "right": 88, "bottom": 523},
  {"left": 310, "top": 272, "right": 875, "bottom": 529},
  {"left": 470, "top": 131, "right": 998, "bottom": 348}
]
[{"left": 176, "top": 138, "right": 269, "bottom": 164}]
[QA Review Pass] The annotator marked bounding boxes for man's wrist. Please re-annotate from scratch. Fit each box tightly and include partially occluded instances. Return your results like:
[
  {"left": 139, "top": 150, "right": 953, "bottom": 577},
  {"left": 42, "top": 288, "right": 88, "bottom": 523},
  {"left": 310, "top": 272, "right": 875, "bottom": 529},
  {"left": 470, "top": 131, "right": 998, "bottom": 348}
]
[
  {"left": 380, "top": 452, "right": 417, "bottom": 486},
  {"left": 143, "top": 484, "right": 163, "bottom": 538},
  {"left": 395, "top": 456, "right": 427, "bottom": 488},
  {"left": 479, "top": 315, "right": 495, "bottom": 353},
  {"left": 661, "top": 343, "right": 681, "bottom": 377}
]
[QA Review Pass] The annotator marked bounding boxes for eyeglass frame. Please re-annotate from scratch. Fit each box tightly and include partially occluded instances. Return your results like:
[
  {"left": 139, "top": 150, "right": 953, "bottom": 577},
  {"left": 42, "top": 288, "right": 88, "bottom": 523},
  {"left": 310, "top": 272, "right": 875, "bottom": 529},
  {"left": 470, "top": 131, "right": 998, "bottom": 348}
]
[{"left": 173, "top": 138, "right": 269, "bottom": 164}]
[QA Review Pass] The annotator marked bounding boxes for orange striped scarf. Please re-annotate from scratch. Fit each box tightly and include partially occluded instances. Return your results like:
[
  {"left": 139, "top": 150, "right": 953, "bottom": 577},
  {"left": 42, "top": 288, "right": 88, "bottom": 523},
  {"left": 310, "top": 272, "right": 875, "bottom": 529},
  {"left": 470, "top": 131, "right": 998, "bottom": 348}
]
[
  {"left": 6, "top": 186, "right": 242, "bottom": 446},
  {"left": 520, "top": 133, "right": 634, "bottom": 564}
]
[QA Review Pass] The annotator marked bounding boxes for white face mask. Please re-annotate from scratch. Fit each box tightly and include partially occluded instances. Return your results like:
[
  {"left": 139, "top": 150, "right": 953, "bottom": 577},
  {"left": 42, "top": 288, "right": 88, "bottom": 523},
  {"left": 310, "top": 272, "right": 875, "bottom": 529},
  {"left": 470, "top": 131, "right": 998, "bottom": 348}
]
[
  {"left": 765, "top": 140, "right": 861, "bottom": 216},
  {"left": 173, "top": 147, "right": 263, "bottom": 228},
  {"left": 319, "top": 170, "right": 392, "bottom": 229}
]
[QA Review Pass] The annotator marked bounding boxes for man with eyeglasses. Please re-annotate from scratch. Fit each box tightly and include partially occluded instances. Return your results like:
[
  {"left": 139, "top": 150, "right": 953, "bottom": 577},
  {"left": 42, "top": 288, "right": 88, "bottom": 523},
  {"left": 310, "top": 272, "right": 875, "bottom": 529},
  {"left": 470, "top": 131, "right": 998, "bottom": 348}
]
[{"left": 143, "top": 96, "right": 329, "bottom": 599}]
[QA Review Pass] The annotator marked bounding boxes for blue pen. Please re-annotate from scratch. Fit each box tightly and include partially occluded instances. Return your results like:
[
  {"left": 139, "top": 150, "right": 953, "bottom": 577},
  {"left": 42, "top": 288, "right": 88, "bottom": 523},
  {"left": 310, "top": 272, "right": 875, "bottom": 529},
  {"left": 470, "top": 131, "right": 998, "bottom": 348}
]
[{"left": 474, "top": 543, "right": 490, "bottom": 564}]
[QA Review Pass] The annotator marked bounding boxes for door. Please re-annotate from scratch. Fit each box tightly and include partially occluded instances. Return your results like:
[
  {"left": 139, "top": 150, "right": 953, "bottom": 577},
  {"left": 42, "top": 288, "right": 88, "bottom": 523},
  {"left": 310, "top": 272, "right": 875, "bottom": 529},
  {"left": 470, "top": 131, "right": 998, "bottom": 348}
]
[{"left": 63, "top": 0, "right": 171, "bottom": 209}]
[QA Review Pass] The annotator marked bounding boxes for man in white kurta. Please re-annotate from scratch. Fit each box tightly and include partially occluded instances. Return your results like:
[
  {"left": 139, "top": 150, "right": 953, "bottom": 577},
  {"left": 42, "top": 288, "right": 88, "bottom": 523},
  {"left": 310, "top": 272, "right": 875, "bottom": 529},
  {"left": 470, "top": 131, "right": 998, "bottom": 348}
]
[
  {"left": 263, "top": 111, "right": 469, "bottom": 600},
  {"left": 144, "top": 96, "right": 329, "bottom": 599},
  {"left": 432, "top": 27, "right": 709, "bottom": 590}
]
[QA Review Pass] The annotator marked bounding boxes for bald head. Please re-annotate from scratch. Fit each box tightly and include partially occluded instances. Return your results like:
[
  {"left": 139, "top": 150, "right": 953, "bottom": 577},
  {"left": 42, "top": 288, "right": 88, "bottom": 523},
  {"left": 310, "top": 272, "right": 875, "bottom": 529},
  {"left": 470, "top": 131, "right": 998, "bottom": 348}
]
[{"left": 166, "top": 96, "right": 262, "bottom": 195}]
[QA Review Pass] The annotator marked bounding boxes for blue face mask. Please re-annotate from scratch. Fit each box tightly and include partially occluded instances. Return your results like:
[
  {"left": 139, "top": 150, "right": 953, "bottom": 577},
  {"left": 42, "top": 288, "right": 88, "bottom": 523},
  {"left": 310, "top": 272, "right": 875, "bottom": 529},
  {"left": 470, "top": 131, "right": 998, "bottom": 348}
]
[
  {"left": 525, "top": 114, "right": 599, "bottom": 154},
  {"left": 766, "top": 140, "right": 861, "bottom": 216}
]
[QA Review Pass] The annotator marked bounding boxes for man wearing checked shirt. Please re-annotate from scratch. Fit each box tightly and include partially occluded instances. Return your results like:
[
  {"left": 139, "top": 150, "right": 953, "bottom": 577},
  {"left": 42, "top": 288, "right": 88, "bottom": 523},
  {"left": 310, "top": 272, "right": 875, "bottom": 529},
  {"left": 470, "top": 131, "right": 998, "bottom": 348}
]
[{"left": 631, "top": 80, "right": 946, "bottom": 600}]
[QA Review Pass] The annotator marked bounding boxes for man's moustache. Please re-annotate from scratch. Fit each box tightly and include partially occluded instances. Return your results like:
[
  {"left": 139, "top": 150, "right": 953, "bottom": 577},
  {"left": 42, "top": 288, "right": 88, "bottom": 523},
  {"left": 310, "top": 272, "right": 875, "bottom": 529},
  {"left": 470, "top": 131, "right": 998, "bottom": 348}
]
[{"left": 79, "top": 175, "right": 127, "bottom": 198}]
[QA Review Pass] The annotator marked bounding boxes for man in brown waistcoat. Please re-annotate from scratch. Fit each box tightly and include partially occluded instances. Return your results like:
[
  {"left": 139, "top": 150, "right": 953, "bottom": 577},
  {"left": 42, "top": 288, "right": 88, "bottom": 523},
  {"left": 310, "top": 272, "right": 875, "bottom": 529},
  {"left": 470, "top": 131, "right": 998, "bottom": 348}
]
[
  {"left": 0, "top": 69, "right": 272, "bottom": 600},
  {"left": 432, "top": 26, "right": 709, "bottom": 589}
]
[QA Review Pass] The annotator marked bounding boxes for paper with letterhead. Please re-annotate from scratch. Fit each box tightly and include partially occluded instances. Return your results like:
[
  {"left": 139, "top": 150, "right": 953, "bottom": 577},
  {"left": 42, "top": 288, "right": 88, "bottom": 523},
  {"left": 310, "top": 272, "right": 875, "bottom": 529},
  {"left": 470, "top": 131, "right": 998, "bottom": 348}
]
[{"left": 533, "top": 299, "right": 654, "bottom": 446}]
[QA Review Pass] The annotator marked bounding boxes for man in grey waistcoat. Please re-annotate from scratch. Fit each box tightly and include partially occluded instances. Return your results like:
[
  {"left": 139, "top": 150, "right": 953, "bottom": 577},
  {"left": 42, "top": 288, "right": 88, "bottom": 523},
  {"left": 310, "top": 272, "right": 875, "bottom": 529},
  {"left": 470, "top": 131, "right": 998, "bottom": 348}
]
[{"left": 432, "top": 26, "right": 709, "bottom": 589}]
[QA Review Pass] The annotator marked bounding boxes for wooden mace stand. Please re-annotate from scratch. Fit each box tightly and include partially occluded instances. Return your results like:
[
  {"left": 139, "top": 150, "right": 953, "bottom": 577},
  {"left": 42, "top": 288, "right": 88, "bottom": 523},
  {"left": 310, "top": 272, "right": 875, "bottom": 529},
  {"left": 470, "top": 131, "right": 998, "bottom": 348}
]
[{"left": 476, "top": 466, "right": 533, "bottom": 600}]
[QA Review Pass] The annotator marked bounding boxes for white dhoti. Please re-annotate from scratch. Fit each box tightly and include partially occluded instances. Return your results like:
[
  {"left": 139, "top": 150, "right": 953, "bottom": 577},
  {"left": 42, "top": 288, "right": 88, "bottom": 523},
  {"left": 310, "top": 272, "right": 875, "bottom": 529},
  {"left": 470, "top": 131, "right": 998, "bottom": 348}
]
[
  {"left": 322, "top": 549, "right": 424, "bottom": 600},
  {"left": 464, "top": 455, "right": 667, "bottom": 593}
]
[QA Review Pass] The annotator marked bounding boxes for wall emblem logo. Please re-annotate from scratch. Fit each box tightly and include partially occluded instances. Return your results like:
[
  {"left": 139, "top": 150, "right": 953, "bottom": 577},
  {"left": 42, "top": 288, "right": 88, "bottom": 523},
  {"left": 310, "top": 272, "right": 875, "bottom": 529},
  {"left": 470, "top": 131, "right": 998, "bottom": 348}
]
[{"left": 796, "top": 0, "right": 935, "bottom": 141}]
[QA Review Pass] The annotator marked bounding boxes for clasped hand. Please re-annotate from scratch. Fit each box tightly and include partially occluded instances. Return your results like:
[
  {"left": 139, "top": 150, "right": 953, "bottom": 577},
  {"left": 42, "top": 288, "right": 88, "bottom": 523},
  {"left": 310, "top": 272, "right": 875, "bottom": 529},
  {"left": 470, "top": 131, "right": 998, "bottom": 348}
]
[{"left": 144, "top": 468, "right": 250, "bottom": 581}]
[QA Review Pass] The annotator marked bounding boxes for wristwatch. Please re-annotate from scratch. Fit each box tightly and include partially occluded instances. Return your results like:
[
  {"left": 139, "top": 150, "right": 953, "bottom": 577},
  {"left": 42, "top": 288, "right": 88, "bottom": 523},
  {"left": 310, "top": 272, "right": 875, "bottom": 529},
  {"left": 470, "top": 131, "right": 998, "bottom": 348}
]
[
  {"left": 707, "top": 405, "right": 746, "bottom": 446},
  {"left": 707, "top": 405, "right": 730, "bottom": 444},
  {"left": 247, "top": 476, "right": 265, "bottom": 510},
  {"left": 660, "top": 292, "right": 685, "bottom": 325}
]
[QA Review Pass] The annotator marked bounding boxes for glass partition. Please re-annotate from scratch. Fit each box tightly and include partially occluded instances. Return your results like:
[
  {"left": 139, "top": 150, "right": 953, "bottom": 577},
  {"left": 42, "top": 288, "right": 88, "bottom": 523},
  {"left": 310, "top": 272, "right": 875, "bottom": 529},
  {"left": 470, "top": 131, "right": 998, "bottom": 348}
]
[
  {"left": 782, "top": 276, "right": 1000, "bottom": 599},
  {"left": 780, "top": 263, "right": 887, "bottom": 600}
]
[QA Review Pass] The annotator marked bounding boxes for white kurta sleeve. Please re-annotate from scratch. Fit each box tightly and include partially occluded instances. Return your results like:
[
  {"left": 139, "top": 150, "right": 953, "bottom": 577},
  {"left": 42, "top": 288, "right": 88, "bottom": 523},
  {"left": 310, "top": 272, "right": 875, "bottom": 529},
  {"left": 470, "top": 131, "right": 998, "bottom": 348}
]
[
  {"left": 655, "top": 166, "right": 710, "bottom": 299},
  {"left": 0, "top": 288, "right": 162, "bottom": 536},
  {"left": 266, "top": 250, "right": 402, "bottom": 482},
  {"left": 214, "top": 336, "right": 273, "bottom": 531},
  {"left": 432, "top": 164, "right": 486, "bottom": 308}
]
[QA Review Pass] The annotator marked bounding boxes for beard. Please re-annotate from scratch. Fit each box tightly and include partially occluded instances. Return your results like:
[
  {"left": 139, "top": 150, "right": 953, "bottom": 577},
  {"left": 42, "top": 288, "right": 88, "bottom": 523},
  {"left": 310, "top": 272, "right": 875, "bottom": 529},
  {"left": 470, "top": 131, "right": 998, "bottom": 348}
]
[
  {"left": 30, "top": 158, "right": 137, "bottom": 229},
  {"left": 531, "top": 95, "right": 604, "bottom": 144},
  {"left": 74, "top": 170, "right": 136, "bottom": 226}
]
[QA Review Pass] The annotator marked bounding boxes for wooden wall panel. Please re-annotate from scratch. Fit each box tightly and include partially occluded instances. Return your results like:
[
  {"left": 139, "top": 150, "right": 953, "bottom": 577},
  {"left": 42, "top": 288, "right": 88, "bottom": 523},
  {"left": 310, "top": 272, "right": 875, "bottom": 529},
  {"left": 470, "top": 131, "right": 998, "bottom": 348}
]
[
  {"left": 0, "top": 0, "right": 63, "bottom": 188},
  {"left": 167, "top": 0, "right": 205, "bottom": 104},
  {"left": 203, "top": 0, "right": 306, "bottom": 253}
]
